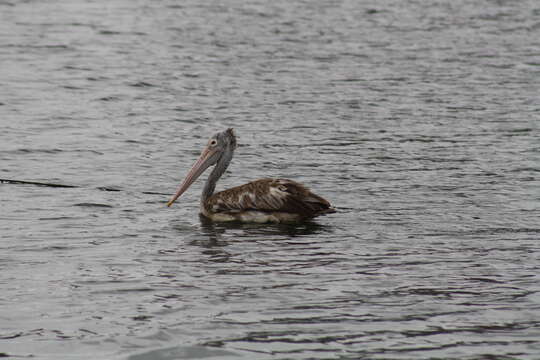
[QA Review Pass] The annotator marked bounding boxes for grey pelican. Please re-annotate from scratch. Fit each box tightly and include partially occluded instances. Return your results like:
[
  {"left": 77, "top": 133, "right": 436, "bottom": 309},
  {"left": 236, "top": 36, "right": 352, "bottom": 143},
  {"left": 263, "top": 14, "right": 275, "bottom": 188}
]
[{"left": 167, "top": 128, "right": 335, "bottom": 223}]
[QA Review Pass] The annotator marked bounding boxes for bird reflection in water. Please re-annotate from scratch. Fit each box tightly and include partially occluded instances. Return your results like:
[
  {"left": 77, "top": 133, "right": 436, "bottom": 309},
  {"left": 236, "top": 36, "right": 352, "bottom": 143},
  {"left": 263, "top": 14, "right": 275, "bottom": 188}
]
[
  {"left": 168, "top": 216, "right": 333, "bottom": 265},
  {"left": 198, "top": 214, "right": 329, "bottom": 241}
]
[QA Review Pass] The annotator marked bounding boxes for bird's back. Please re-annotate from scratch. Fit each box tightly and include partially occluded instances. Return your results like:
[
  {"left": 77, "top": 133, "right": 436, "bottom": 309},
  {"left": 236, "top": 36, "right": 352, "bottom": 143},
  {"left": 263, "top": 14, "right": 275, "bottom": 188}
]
[{"left": 203, "top": 178, "right": 335, "bottom": 222}]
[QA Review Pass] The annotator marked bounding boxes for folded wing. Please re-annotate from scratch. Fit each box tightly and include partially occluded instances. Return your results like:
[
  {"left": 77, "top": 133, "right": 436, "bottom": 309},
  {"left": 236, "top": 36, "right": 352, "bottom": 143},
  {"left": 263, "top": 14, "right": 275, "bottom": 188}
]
[{"left": 205, "top": 178, "right": 335, "bottom": 219}]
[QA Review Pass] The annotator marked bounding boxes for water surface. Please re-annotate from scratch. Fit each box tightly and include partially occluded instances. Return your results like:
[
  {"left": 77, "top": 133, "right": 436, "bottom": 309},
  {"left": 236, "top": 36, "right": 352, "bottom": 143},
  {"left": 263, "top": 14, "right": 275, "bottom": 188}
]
[{"left": 1, "top": 0, "right": 539, "bottom": 359}]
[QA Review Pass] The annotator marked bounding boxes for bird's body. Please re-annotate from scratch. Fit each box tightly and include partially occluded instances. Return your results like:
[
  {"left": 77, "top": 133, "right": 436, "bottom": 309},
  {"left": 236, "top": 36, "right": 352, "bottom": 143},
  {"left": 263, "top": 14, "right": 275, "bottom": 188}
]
[
  {"left": 167, "top": 129, "right": 335, "bottom": 223},
  {"left": 202, "top": 178, "right": 335, "bottom": 223}
]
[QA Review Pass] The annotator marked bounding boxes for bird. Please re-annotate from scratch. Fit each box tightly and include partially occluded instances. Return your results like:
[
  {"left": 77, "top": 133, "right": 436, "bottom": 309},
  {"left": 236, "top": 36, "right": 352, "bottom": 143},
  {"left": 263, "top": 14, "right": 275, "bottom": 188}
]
[{"left": 167, "top": 128, "right": 335, "bottom": 223}]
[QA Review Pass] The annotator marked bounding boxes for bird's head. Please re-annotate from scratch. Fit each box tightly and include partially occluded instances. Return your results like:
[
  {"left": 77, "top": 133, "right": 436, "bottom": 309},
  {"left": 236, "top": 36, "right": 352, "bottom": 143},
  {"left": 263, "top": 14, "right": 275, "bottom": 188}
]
[
  {"left": 167, "top": 128, "right": 236, "bottom": 207},
  {"left": 208, "top": 127, "right": 237, "bottom": 154}
]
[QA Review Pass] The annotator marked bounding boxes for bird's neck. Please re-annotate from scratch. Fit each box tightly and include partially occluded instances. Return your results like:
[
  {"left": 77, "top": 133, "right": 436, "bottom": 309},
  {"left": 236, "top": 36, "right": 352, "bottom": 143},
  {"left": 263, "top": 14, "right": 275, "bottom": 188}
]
[{"left": 201, "top": 151, "right": 232, "bottom": 204}]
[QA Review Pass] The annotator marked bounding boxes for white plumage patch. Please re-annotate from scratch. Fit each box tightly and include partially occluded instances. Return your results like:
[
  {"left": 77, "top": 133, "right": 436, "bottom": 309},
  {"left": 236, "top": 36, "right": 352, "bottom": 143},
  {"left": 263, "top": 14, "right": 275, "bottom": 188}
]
[
  {"left": 241, "top": 192, "right": 256, "bottom": 201},
  {"left": 269, "top": 186, "right": 287, "bottom": 198},
  {"left": 213, "top": 199, "right": 224, "bottom": 211}
]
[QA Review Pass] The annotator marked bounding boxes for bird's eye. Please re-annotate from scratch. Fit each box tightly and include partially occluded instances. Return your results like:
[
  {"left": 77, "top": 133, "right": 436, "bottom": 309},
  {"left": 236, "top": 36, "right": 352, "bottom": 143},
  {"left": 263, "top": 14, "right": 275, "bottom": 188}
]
[{"left": 210, "top": 139, "right": 217, "bottom": 146}]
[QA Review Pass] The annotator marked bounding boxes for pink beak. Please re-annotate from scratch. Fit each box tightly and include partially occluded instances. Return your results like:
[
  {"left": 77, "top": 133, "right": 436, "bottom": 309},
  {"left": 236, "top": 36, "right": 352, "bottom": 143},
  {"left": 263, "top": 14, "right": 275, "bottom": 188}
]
[{"left": 167, "top": 146, "right": 217, "bottom": 207}]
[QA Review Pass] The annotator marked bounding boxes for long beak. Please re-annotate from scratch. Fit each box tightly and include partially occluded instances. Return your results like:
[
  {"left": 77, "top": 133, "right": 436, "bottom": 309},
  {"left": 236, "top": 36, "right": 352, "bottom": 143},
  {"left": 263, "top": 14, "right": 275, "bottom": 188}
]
[{"left": 167, "top": 146, "right": 217, "bottom": 207}]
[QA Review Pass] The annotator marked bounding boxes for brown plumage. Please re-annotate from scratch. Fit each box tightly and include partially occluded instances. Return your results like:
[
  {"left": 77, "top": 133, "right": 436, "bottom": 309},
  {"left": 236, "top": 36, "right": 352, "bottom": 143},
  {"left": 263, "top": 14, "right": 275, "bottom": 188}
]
[
  {"left": 167, "top": 129, "right": 335, "bottom": 223},
  {"left": 203, "top": 178, "right": 335, "bottom": 222}
]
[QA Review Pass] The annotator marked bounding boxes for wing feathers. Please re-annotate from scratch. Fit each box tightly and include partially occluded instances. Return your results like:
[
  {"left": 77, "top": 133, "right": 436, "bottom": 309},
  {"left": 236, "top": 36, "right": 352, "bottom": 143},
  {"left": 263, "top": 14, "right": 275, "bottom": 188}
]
[{"left": 205, "top": 178, "right": 334, "bottom": 219}]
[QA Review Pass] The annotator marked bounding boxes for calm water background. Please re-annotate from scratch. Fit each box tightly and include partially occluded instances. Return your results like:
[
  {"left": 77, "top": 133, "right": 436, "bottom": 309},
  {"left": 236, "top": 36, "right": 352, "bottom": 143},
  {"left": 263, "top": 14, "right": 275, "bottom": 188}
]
[{"left": 1, "top": 0, "right": 540, "bottom": 359}]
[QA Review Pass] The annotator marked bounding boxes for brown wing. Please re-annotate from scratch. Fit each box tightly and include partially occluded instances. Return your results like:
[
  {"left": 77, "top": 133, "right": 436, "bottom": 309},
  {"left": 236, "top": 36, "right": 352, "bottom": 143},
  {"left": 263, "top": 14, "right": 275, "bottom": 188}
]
[{"left": 205, "top": 178, "right": 335, "bottom": 219}]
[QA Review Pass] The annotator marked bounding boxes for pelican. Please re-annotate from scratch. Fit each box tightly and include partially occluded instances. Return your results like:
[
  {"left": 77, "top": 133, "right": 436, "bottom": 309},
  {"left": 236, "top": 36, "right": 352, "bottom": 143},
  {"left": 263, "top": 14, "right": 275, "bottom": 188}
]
[{"left": 167, "top": 128, "right": 335, "bottom": 223}]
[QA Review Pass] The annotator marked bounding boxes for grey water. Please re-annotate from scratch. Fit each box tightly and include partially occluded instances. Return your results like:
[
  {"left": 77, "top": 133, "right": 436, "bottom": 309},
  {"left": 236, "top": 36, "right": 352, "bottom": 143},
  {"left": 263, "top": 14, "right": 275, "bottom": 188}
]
[{"left": 1, "top": 0, "right": 540, "bottom": 359}]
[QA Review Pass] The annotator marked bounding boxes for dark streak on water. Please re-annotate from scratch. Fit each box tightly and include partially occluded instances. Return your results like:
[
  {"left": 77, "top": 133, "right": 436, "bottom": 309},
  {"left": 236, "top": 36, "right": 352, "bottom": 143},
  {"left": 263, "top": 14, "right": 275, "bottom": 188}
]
[{"left": 1, "top": 0, "right": 540, "bottom": 359}]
